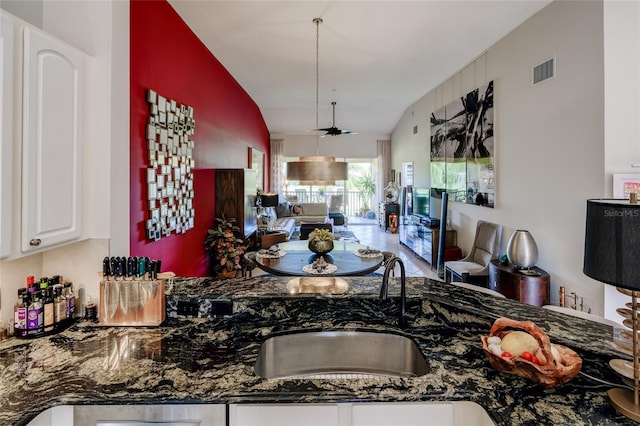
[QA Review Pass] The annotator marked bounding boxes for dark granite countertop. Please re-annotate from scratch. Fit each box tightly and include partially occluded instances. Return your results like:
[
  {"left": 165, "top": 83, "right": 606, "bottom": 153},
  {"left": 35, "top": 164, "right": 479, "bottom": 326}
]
[{"left": 0, "top": 276, "right": 635, "bottom": 425}]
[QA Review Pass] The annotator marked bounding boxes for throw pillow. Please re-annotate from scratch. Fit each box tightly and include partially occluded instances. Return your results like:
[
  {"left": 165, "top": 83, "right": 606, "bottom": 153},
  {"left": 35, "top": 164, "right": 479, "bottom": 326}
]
[
  {"left": 292, "top": 204, "right": 303, "bottom": 216},
  {"left": 276, "top": 202, "right": 291, "bottom": 218}
]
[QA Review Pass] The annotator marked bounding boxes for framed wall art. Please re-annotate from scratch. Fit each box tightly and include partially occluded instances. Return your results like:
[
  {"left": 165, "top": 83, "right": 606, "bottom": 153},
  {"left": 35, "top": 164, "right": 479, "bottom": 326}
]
[
  {"left": 248, "top": 147, "right": 265, "bottom": 191},
  {"left": 430, "top": 80, "right": 494, "bottom": 207},
  {"left": 613, "top": 173, "right": 640, "bottom": 199}
]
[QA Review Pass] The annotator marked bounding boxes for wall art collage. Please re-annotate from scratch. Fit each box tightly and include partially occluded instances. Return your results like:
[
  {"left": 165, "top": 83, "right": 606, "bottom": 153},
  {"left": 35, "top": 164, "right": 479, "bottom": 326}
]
[{"left": 145, "top": 89, "right": 196, "bottom": 241}]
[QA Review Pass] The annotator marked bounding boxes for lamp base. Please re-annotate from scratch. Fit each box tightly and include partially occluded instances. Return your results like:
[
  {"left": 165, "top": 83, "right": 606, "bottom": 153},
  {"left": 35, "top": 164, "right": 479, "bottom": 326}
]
[{"left": 609, "top": 388, "right": 640, "bottom": 422}]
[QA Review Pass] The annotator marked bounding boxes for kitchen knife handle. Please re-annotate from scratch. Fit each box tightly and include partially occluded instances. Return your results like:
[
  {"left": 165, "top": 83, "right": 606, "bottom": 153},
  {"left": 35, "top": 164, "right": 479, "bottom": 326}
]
[
  {"left": 138, "top": 257, "right": 146, "bottom": 278},
  {"left": 103, "top": 257, "right": 111, "bottom": 278},
  {"left": 127, "top": 257, "right": 135, "bottom": 277}
]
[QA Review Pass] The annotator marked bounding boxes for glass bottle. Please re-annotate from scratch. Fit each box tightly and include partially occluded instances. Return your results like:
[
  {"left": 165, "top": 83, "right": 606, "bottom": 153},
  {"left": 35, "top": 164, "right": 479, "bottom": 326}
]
[
  {"left": 64, "top": 282, "right": 76, "bottom": 319},
  {"left": 42, "top": 287, "right": 55, "bottom": 332},
  {"left": 14, "top": 289, "right": 28, "bottom": 337},
  {"left": 27, "top": 290, "right": 43, "bottom": 335},
  {"left": 54, "top": 285, "right": 66, "bottom": 324}
]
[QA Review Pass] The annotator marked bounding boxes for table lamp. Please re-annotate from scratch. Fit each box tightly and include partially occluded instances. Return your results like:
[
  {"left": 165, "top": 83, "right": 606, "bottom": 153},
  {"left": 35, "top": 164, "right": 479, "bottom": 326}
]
[
  {"left": 583, "top": 198, "right": 640, "bottom": 421},
  {"left": 257, "top": 193, "right": 279, "bottom": 227}
]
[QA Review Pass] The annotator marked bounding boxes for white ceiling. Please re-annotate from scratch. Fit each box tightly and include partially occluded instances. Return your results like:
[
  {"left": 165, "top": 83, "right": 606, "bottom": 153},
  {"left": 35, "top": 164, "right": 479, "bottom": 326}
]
[{"left": 168, "top": 0, "right": 552, "bottom": 137}]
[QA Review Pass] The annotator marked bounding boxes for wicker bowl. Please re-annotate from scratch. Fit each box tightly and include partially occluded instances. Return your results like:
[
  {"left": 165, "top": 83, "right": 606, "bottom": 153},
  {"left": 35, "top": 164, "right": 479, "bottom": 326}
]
[{"left": 481, "top": 317, "right": 582, "bottom": 388}]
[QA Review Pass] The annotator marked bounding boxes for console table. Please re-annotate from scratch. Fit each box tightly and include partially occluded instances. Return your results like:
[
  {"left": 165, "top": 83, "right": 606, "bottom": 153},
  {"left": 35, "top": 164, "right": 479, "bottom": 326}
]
[{"left": 489, "top": 259, "right": 550, "bottom": 307}]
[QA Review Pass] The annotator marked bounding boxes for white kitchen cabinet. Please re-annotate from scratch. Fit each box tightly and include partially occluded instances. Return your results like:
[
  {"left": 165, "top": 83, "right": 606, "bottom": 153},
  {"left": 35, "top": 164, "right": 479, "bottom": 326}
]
[
  {"left": 0, "top": 14, "right": 14, "bottom": 258},
  {"left": 21, "top": 26, "right": 84, "bottom": 253},
  {"left": 0, "top": 11, "right": 88, "bottom": 258},
  {"left": 228, "top": 403, "right": 344, "bottom": 426},
  {"left": 26, "top": 405, "right": 226, "bottom": 426},
  {"left": 229, "top": 402, "right": 495, "bottom": 426}
]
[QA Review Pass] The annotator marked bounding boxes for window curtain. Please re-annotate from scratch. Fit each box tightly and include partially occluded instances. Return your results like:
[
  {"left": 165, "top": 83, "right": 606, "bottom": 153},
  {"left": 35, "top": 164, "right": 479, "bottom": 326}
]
[
  {"left": 377, "top": 139, "right": 392, "bottom": 204},
  {"left": 270, "top": 138, "right": 284, "bottom": 200}
]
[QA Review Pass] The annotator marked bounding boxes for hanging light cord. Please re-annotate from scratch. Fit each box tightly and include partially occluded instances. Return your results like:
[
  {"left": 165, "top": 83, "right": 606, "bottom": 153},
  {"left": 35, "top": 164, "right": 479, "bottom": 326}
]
[{"left": 314, "top": 17, "right": 322, "bottom": 156}]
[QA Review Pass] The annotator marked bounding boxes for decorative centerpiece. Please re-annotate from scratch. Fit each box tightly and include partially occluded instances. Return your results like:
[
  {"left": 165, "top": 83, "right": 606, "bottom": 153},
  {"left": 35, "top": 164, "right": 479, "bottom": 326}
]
[
  {"left": 307, "top": 227, "right": 334, "bottom": 255},
  {"left": 204, "top": 216, "right": 246, "bottom": 278},
  {"left": 481, "top": 317, "right": 582, "bottom": 387}
]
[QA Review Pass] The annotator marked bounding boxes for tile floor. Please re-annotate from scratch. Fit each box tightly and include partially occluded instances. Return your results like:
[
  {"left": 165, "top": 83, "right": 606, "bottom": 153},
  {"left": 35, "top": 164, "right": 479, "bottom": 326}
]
[{"left": 349, "top": 221, "right": 442, "bottom": 280}]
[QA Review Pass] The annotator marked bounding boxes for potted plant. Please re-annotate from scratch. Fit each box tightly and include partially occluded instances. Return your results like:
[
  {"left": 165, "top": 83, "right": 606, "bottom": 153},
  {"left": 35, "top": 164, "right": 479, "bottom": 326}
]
[
  {"left": 308, "top": 227, "right": 335, "bottom": 255},
  {"left": 205, "top": 216, "right": 246, "bottom": 278}
]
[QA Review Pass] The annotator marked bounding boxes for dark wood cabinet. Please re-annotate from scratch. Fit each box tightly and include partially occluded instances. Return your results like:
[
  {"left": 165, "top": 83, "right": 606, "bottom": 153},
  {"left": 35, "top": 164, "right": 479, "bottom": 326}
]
[
  {"left": 215, "top": 169, "right": 258, "bottom": 245},
  {"left": 489, "top": 259, "right": 550, "bottom": 307}
]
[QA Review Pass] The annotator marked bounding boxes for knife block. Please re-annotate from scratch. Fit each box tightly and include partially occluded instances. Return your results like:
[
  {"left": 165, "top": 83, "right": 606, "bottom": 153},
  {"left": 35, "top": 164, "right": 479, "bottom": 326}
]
[{"left": 99, "top": 278, "right": 165, "bottom": 326}]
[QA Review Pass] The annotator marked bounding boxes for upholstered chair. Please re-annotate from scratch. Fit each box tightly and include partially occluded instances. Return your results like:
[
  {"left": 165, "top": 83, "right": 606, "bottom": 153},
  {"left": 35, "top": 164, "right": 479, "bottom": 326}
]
[{"left": 444, "top": 220, "right": 502, "bottom": 286}]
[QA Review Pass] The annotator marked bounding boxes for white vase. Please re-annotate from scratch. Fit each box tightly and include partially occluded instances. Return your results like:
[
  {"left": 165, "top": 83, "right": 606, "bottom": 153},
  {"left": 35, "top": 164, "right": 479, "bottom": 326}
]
[{"left": 506, "top": 230, "right": 538, "bottom": 269}]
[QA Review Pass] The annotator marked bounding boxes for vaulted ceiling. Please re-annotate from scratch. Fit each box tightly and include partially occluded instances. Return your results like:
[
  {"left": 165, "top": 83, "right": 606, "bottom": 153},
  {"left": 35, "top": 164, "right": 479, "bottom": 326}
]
[{"left": 169, "top": 1, "right": 552, "bottom": 137}]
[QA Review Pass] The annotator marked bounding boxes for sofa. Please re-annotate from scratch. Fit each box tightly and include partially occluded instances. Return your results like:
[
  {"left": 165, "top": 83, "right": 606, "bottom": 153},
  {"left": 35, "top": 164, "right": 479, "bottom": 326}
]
[{"left": 268, "top": 202, "right": 331, "bottom": 240}]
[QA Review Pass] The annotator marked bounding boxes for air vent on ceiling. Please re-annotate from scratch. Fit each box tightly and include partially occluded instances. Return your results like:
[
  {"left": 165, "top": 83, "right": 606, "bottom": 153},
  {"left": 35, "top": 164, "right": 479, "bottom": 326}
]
[{"left": 532, "top": 57, "right": 555, "bottom": 86}]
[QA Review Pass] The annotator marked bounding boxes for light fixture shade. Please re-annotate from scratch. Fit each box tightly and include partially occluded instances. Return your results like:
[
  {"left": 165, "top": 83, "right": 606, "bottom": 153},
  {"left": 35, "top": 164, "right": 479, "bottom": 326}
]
[
  {"left": 584, "top": 199, "right": 640, "bottom": 290},
  {"left": 286, "top": 156, "right": 348, "bottom": 185},
  {"left": 506, "top": 230, "right": 538, "bottom": 268}
]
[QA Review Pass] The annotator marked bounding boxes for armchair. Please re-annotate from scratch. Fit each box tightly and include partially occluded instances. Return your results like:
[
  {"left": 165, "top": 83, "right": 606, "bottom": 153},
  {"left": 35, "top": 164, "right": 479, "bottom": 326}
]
[{"left": 444, "top": 220, "right": 502, "bottom": 286}]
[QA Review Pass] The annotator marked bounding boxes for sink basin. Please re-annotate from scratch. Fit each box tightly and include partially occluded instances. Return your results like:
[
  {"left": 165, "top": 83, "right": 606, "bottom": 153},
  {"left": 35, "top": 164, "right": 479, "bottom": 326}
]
[{"left": 255, "top": 331, "right": 430, "bottom": 379}]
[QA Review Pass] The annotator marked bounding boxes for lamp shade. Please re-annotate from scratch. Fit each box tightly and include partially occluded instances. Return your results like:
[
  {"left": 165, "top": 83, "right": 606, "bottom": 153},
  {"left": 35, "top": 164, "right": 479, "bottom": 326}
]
[
  {"left": 260, "top": 193, "right": 279, "bottom": 208},
  {"left": 286, "top": 156, "right": 348, "bottom": 185},
  {"left": 583, "top": 199, "right": 640, "bottom": 290},
  {"left": 506, "top": 230, "right": 538, "bottom": 268}
]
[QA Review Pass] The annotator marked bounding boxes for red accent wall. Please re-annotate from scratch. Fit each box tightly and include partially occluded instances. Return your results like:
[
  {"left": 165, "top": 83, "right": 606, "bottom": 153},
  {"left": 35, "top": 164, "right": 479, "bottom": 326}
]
[{"left": 130, "top": 0, "right": 270, "bottom": 276}]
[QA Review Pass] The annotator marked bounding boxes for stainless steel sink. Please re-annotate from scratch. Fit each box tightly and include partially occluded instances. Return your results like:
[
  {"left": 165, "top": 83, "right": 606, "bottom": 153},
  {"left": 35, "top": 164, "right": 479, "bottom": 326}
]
[{"left": 255, "top": 331, "right": 430, "bottom": 379}]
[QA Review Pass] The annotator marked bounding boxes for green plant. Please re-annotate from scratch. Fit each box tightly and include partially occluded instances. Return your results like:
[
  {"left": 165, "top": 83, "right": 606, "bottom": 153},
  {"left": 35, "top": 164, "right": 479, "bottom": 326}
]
[
  {"left": 308, "top": 228, "right": 334, "bottom": 241},
  {"left": 205, "top": 216, "right": 246, "bottom": 273},
  {"left": 355, "top": 172, "right": 376, "bottom": 208}
]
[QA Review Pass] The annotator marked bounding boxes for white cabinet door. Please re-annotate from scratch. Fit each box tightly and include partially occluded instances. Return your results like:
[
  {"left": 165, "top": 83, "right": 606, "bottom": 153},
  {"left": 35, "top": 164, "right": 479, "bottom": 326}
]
[
  {"left": 21, "top": 27, "right": 83, "bottom": 252},
  {"left": 0, "top": 14, "right": 14, "bottom": 258},
  {"left": 228, "top": 404, "right": 343, "bottom": 426}
]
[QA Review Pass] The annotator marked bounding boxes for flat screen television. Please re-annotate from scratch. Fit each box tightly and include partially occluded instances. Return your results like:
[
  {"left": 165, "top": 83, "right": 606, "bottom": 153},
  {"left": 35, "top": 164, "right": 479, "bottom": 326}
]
[{"left": 412, "top": 187, "right": 430, "bottom": 219}]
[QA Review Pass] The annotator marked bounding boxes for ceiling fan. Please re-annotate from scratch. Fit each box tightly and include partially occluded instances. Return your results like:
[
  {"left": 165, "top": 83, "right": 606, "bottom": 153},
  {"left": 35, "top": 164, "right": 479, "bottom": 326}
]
[{"left": 315, "top": 102, "right": 358, "bottom": 136}]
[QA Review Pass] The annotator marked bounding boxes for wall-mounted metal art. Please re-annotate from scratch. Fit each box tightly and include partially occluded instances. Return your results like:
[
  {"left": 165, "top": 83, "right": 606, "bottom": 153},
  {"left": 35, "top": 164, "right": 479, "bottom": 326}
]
[{"left": 145, "top": 89, "right": 196, "bottom": 241}]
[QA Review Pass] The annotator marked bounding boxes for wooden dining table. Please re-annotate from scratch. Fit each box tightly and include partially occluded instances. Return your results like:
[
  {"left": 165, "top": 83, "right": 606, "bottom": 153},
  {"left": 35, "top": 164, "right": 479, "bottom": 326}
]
[{"left": 253, "top": 240, "right": 385, "bottom": 277}]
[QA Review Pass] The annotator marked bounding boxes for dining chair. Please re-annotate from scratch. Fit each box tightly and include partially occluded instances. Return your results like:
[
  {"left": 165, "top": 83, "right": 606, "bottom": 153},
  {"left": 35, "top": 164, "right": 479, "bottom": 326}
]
[
  {"left": 444, "top": 220, "right": 502, "bottom": 286},
  {"left": 243, "top": 252, "right": 257, "bottom": 278}
]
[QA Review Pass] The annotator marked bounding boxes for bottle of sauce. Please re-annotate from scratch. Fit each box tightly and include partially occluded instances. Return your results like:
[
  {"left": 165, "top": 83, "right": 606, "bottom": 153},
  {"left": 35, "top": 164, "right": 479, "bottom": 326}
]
[
  {"left": 54, "top": 285, "right": 66, "bottom": 324},
  {"left": 42, "top": 286, "right": 55, "bottom": 332},
  {"left": 27, "top": 290, "right": 43, "bottom": 335},
  {"left": 14, "top": 288, "right": 28, "bottom": 337},
  {"left": 64, "top": 282, "right": 76, "bottom": 319}
]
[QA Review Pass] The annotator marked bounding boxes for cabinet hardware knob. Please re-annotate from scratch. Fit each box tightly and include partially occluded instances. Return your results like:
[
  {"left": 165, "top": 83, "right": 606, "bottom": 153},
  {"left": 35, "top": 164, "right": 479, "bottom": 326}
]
[{"left": 29, "top": 238, "right": 41, "bottom": 246}]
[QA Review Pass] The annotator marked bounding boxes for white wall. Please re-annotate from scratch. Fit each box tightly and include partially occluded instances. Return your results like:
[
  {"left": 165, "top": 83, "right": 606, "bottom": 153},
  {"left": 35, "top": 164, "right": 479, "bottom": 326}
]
[
  {"left": 283, "top": 134, "right": 383, "bottom": 159},
  {"left": 602, "top": 0, "right": 640, "bottom": 320},
  {"left": 392, "top": 0, "right": 609, "bottom": 314}
]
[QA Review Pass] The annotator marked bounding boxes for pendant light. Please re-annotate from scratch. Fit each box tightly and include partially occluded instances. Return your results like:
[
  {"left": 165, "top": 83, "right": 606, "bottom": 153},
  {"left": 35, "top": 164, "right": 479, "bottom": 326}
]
[{"left": 286, "top": 18, "right": 348, "bottom": 186}]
